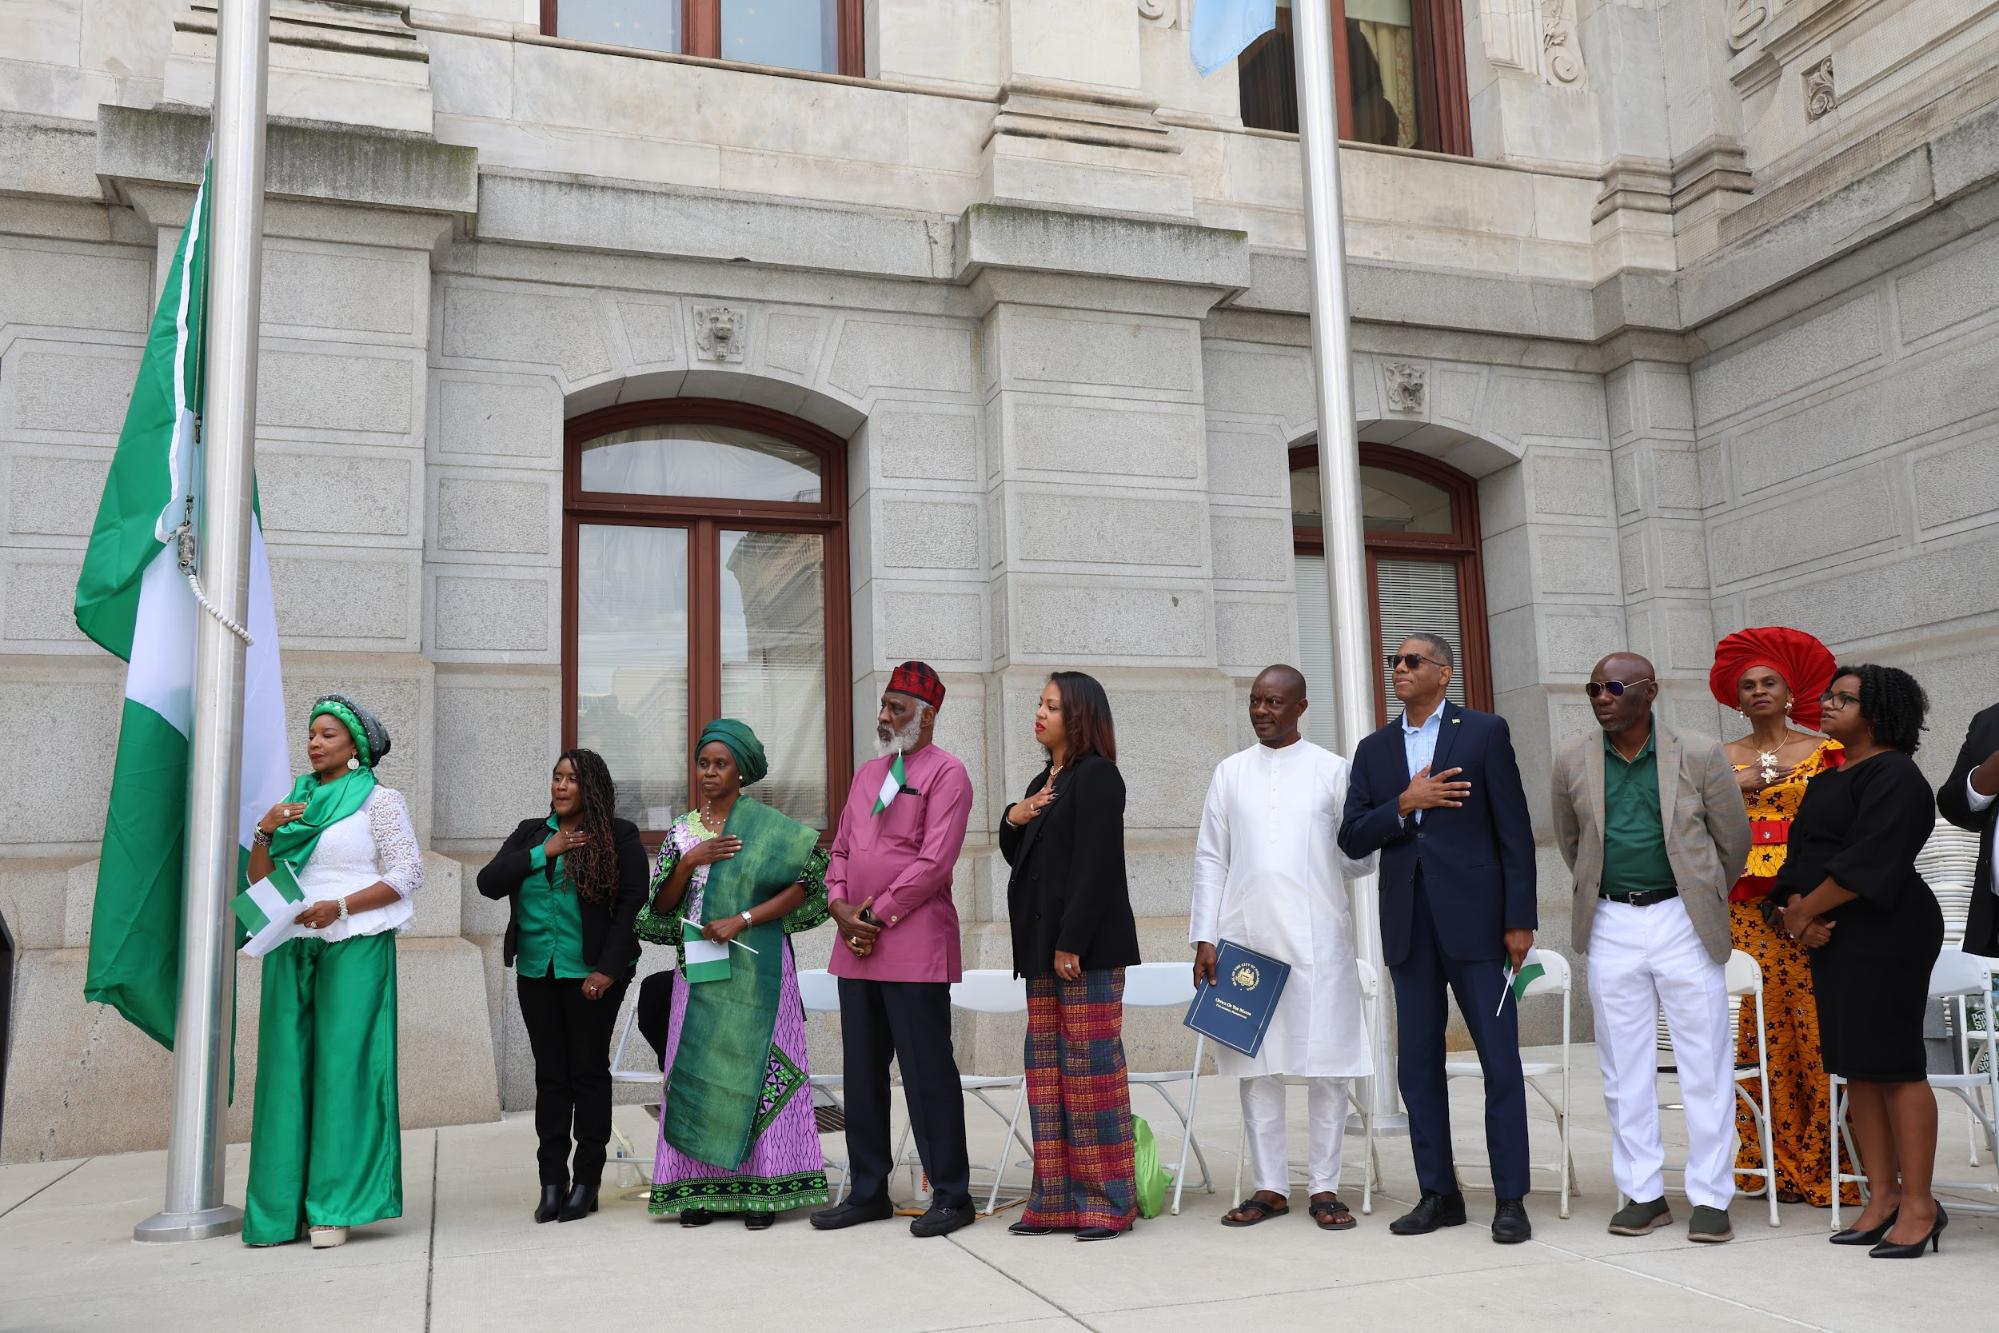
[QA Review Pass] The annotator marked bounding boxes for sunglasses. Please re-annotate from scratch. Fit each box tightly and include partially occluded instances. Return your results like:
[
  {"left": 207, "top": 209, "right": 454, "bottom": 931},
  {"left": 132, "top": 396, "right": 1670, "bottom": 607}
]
[
  {"left": 1585, "top": 676, "right": 1654, "bottom": 699},
  {"left": 1387, "top": 652, "right": 1447, "bottom": 672},
  {"left": 1820, "top": 689, "right": 1860, "bottom": 711}
]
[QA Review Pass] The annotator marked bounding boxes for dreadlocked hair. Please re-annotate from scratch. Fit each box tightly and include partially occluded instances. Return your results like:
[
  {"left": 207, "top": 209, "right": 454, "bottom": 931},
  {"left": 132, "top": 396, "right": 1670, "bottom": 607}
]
[
  {"left": 556, "top": 748, "right": 621, "bottom": 907},
  {"left": 1833, "top": 663, "right": 1929, "bottom": 755}
]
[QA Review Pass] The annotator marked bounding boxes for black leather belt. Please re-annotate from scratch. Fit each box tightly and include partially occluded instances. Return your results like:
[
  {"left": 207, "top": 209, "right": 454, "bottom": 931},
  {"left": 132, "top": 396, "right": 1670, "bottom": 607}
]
[{"left": 1600, "top": 887, "right": 1679, "bottom": 907}]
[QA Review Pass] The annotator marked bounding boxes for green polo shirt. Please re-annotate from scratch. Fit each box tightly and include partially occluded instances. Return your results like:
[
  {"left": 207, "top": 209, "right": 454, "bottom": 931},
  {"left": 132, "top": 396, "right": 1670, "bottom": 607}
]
[
  {"left": 518, "top": 815, "right": 589, "bottom": 979},
  {"left": 1601, "top": 723, "right": 1676, "bottom": 899}
]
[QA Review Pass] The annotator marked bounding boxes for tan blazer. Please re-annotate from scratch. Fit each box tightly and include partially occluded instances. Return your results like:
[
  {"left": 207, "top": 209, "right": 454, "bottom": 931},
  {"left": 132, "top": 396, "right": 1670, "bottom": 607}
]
[{"left": 1551, "top": 720, "right": 1752, "bottom": 964}]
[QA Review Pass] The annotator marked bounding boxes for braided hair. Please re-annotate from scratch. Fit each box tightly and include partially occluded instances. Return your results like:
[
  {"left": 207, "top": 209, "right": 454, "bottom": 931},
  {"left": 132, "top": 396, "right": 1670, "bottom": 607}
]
[
  {"left": 556, "top": 748, "right": 621, "bottom": 907},
  {"left": 1833, "top": 663, "right": 1929, "bottom": 755}
]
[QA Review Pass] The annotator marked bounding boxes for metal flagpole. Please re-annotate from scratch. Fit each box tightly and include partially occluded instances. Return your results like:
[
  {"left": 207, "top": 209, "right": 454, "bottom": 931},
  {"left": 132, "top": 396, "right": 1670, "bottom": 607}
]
[
  {"left": 1289, "top": 0, "right": 1403, "bottom": 1126},
  {"left": 134, "top": 0, "right": 272, "bottom": 1244}
]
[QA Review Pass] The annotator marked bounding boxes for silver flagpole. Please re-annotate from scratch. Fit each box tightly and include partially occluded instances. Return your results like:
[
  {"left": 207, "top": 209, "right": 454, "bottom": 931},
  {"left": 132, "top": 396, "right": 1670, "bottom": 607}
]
[
  {"left": 1289, "top": 0, "right": 1401, "bottom": 1124},
  {"left": 134, "top": 0, "right": 271, "bottom": 1244}
]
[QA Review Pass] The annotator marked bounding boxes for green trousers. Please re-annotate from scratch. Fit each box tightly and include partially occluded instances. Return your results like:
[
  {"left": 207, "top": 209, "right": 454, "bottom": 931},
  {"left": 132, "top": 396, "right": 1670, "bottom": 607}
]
[{"left": 243, "top": 932, "right": 402, "bottom": 1245}]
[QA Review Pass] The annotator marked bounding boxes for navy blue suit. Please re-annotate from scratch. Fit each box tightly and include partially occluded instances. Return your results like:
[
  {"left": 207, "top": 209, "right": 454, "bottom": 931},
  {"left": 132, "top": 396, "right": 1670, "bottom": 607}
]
[{"left": 1339, "top": 700, "right": 1536, "bottom": 1200}]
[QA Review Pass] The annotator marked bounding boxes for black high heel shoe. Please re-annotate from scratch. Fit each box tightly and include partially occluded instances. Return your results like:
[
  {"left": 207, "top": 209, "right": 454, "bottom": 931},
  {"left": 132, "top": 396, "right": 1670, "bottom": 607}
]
[
  {"left": 1829, "top": 1208, "right": 1897, "bottom": 1246},
  {"left": 556, "top": 1181, "right": 599, "bottom": 1222},
  {"left": 534, "top": 1183, "right": 566, "bottom": 1224},
  {"left": 1869, "top": 1206, "right": 1946, "bottom": 1258}
]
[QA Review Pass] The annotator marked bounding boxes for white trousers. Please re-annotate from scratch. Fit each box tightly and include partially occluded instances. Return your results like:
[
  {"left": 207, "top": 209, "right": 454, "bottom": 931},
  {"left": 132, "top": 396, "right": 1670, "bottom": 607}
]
[
  {"left": 1240, "top": 1074, "right": 1349, "bottom": 1195},
  {"left": 1586, "top": 897, "right": 1737, "bottom": 1210}
]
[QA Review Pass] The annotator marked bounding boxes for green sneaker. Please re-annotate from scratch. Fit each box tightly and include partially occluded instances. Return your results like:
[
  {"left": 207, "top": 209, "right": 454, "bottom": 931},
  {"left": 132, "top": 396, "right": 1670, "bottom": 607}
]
[
  {"left": 1607, "top": 1197, "right": 1673, "bottom": 1235},
  {"left": 1688, "top": 1205, "right": 1734, "bottom": 1243}
]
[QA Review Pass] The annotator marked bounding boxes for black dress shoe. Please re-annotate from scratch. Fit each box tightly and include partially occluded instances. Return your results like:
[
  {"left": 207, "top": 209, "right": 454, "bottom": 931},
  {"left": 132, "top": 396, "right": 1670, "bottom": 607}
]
[
  {"left": 1008, "top": 1219, "right": 1057, "bottom": 1236},
  {"left": 1076, "top": 1227, "right": 1124, "bottom": 1241},
  {"left": 534, "top": 1183, "right": 566, "bottom": 1224},
  {"left": 1389, "top": 1191, "right": 1467, "bottom": 1235},
  {"left": 810, "top": 1200, "right": 895, "bottom": 1231},
  {"left": 1830, "top": 1208, "right": 1898, "bottom": 1246},
  {"left": 1491, "top": 1197, "right": 1532, "bottom": 1245},
  {"left": 556, "top": 1181, "right": 599, "bottom": 1222},
  {"left": 910, "top": 1204, "right": 976, "bottom": 1238}
]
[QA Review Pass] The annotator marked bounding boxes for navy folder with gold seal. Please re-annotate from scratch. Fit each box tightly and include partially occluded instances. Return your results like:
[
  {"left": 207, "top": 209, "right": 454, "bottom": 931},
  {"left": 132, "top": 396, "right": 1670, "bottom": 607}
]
[{"left": 1184, "top": 940, "right": 1291, "bottom": 1057}]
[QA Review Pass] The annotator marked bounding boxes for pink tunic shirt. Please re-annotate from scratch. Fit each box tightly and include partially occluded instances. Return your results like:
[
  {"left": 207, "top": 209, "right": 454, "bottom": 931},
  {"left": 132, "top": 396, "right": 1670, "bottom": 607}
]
[{"left": 825, "top": 745, "right": 973, "bottom": 983}]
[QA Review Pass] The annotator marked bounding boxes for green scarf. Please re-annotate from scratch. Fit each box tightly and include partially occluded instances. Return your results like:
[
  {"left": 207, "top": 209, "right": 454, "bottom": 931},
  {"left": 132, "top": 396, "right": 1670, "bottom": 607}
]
[
  {"left": 663, "top": 795, "right": 820, "bottom": 1169},
  {"left": 266, "top": 767, "right": 377, "bottom": 870}
]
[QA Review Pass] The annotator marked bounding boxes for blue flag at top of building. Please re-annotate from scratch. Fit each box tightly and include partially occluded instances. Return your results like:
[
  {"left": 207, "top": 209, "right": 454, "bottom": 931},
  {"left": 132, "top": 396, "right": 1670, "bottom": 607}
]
[{"left": 1190, "top": 0, "right": 1278, "bottom": 77}]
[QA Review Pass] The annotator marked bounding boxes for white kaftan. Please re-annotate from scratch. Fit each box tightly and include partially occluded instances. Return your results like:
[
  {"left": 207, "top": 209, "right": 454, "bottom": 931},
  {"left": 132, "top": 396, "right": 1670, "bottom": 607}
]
[{"left": 1189, "top": 740, "right": 1376, "bottom": 1079}]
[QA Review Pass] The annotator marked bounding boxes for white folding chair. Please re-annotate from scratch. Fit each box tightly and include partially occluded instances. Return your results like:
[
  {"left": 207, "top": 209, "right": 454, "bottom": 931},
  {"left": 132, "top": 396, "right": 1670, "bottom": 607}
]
[
  {"left": 1640, "top": 950, "right": 1779, "bottom": 1227},
  {"left": 911, "top": 969, "right": 1035, "bottom": 1216},
  {"left": 1226, "top": 957, "right": 1384, "bottom": 1216},
  {"left": 796, "top": 968, "right": 854, "bottom": 1204},
  {"left": 1830, "top": 950, "right": 1999, "bottom": 1228},
  {"left": 1445, "top": 950, "right": 1575, "bottom": 1218},
  {"left": 1120, "top": 962, "right": 1214, "bottom": 1215},
  {"left": 606, "top": 979, "right": 666, "bottom": 1192}
]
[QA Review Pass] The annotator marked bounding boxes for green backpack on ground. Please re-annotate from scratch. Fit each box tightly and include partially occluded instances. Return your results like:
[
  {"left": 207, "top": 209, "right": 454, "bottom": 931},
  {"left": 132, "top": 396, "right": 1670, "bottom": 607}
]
[{"left": 1132, "top": 1115, "right": 1171, "bottom": 1219}]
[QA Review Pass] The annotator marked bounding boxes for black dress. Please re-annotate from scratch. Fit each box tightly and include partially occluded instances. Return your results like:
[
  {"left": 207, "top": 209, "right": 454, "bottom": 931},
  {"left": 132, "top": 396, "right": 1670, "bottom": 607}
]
[{"left": 1774, "top": 752, "right": 1944, "bottom": 1083}]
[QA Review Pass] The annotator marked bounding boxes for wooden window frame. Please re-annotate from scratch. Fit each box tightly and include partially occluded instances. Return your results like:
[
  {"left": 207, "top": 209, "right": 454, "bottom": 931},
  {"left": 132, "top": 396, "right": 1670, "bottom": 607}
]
[
  {"left": 563, "top": 399, "right": 853, "bottom": 844},
  {"left": 1242, "top": 0, "right": 1472, "bottom": 156},
  {"left": 1290, "top": 442, "right": 1491, "bottom": 724},
  {"left": 540, "top": 0, "right": 866, "bottom": 78}
]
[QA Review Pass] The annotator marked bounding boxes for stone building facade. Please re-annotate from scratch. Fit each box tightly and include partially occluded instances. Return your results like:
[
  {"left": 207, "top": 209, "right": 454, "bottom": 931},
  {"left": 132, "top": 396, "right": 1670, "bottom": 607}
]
[{"left": 2, "top": 0, "right": 1996, "bottom": 1160}]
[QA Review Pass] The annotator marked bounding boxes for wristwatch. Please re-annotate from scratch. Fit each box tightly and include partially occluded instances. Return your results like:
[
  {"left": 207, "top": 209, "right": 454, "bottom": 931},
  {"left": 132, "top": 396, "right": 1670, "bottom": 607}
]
[{"left": 739, "top": 910, "right": 754, "bottom": 927}]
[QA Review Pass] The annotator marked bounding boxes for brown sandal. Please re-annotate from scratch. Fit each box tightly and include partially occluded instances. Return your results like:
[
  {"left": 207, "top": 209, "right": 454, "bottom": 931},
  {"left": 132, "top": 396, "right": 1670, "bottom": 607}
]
[
  {"left": 1221, "top": 1196, "right": 1289, "bottom": 1227},
  {"left": 1309, "top": 1195, "right": 1357, "bottom": 1231}
]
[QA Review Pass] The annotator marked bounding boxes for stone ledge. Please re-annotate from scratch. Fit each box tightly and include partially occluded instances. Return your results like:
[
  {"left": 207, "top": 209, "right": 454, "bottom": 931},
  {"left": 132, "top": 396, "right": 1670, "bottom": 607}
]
[
  {"left": 0, "top": 114, "right": 101, "bottom": 202},
  {"left": 955, "top": 203, "right": 1248, "bottom": 294},
  {"left": 94, "top": 104, "right": 477, "bottom": 217}
]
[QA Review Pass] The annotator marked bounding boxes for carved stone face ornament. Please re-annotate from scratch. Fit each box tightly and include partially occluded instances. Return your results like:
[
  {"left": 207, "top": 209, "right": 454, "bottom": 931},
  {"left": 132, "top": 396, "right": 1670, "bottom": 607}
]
[
  {"left": 1383, "top": 362, "right": 1426, "bottom": 414},
  {"left": 694, "top": 305, "right": 746, "bottom": 363}
]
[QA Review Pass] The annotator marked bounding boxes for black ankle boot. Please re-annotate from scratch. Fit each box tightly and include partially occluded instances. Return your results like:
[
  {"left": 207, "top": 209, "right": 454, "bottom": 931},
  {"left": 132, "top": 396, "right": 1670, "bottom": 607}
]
[
  {"left": 557, "top": 1181, "right": 599, "bottom": 1222},
  {"left": 534, "top": 1183, "right": 566, "bottom": 1224}
]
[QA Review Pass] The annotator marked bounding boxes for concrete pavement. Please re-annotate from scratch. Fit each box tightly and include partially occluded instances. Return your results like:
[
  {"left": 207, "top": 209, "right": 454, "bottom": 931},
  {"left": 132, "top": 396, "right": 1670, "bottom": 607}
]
[{"left": 3, "top": 1046, "right": 1995, "bottom": 1331}]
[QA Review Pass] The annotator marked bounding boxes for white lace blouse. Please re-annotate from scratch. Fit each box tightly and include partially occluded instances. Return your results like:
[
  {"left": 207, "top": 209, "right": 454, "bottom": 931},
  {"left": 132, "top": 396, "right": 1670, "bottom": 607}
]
[{"left": 292, "top": 785, "right": 423, "bottom": 942}]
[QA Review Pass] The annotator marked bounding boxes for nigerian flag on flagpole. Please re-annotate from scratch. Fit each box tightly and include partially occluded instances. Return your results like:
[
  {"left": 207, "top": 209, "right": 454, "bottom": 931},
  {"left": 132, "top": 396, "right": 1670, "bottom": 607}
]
[{"left": 73, "top": 160, "right": 292, "bottom": 1049}]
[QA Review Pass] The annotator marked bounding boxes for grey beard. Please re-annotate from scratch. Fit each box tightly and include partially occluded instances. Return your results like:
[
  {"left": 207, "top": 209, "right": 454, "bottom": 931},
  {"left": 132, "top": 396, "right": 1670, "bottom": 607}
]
[{"left": 875, "top": 717, "right": 923, "bottom": 757}]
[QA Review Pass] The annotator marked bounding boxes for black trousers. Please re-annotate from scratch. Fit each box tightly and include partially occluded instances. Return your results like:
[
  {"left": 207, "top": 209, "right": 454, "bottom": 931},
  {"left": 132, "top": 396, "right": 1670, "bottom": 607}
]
[
  {"left": 837, "top": 977, "right": 972, "bottom": 1211},
  {"left": 516, "top": 970, "right": 630, "bottom": 1188},
  {"left": 635, "top": 968, "right": 674, "bottom": 1070}
]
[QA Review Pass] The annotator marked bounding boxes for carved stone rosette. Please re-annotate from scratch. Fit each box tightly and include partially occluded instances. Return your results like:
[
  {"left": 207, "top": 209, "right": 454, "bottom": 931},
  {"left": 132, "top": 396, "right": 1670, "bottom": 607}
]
[{"left": 1805, "top": 56, "right": 1837, "bottom": 122}]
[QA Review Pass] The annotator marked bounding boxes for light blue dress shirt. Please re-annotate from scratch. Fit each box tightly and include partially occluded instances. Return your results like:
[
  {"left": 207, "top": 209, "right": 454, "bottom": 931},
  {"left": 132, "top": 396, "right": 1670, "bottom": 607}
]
[{"left": 1401, "top": 706, "right": 1445, "bottom": 824}]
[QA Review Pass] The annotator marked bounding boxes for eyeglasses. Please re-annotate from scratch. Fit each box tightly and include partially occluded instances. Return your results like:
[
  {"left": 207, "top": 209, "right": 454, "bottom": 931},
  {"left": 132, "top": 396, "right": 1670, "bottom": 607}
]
[
  {"left": 1585, "top": 676, "right": 1654, "bottom": 699},
  {"left": 1387, "top": 652, "right": 1447, "bottom": 672},
  {"left": 1820, "top": 690, "right": 1860, "bottom": 711}
]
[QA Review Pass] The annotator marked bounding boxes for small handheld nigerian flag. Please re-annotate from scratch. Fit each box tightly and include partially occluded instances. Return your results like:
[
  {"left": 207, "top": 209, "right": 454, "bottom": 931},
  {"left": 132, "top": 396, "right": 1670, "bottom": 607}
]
[
  {"left": 872, "top": 752, "right": 907, "bottom": 814},
  {"left": 233, "top": 862, "right": 307, "bottom": 959},
  {"left": 1190, "top": 0, "right": 1278, "bottom": 76},
  {"left": 1498, "top": 949, "right": 1546, "bottom": 1015}
]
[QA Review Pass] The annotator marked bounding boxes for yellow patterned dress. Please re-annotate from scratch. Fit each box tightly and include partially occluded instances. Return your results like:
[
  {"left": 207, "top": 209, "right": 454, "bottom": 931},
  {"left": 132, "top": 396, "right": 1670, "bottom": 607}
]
[{"left": 1729, "top": 738, "right": 1858, "bottom": 1205}]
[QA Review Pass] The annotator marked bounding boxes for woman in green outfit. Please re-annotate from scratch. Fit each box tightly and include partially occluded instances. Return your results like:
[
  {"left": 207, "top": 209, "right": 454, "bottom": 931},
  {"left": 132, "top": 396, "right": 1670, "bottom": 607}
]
[
  {"left": 477, "top": 748, "right": 650, "bottom": 1225},
  {"left": 642, "top": 719, "right": 832, "bottom": 1228},
  {"left": 243, "top": 694, "right": 421, "bottom": 1248}
]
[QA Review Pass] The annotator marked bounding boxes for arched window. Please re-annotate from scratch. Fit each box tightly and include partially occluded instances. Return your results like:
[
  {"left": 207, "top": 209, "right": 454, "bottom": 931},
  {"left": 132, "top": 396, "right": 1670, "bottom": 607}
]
[
  {"left": 1290, "top": 443, "right": 1491, "bottom": 739},
  {"left": 563, "top": 400, "right": 851, "bottom": 838}
]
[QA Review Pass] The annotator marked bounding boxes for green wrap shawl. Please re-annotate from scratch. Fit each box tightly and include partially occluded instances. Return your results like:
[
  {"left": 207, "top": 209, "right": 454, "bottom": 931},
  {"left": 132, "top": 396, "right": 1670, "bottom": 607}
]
[
  {"left": 266, "top": 768, "right": 376, "bottom": 870},
  {"left": 662, "top": 796, "right": 820, "bottom": 1169}
]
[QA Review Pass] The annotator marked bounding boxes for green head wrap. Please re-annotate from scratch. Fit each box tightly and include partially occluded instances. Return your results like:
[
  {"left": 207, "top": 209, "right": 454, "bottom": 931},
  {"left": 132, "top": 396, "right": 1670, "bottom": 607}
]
[
  {"left": 697, "top": 718, "right": 768, "bottom": 787},
  {"left": 309, "top": 693, "right": 390, "bottom": 769}
]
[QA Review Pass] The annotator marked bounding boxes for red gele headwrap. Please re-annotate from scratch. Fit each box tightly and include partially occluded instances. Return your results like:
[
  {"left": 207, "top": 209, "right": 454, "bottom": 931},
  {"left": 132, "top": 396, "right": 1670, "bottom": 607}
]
[
  {"left": 1709, "top": 626, "right": 1836, "bottom": 732},
  {"left": 886, "top": 660, "right": 945, "bottom": 709}
]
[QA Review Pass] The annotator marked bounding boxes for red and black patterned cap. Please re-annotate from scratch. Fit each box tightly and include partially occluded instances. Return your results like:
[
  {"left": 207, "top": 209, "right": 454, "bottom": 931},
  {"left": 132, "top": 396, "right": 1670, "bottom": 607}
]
[{"left": 886, "top": 660, "right": 945, "bottom": 709}]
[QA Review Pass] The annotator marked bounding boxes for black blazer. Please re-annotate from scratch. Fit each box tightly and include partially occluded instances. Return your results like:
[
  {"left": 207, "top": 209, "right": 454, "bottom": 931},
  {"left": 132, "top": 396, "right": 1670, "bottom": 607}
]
[
  {"left": 999, "top": 753, "right": 1141, "bottom": 978},
  {"left": 1339, "top": 700, "right": 1538, "bottom": 966},
  {"left": 476, "top": 816, "right": 650, "bottom": 979},
  {"left": 1939, "top": 702, "right": 1999, "bottom": 958}
]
